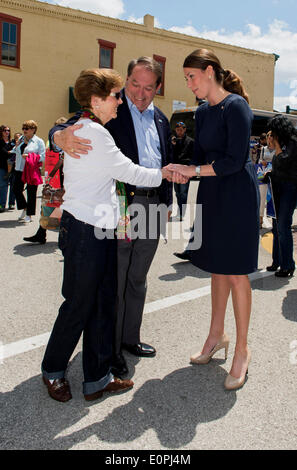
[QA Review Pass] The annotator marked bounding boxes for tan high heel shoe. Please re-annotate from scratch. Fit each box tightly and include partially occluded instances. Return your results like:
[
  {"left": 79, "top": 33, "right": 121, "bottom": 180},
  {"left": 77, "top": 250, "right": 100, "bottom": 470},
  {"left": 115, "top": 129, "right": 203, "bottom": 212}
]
[
  {"left": 190, "top": 333, "right": 229, "bottom": 365},
  {"left": 224, "top": 350, "right": 251, "bottom": 391}
]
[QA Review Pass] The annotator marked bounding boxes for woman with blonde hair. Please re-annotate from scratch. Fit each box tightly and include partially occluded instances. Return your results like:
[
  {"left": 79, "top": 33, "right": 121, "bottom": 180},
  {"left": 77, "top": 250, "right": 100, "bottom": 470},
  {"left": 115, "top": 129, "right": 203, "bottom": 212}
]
[
  {"left": 12, "top": 119, "right": 45, "bottom": 223},
  {"left": 41, "top": 68, "right": 171, "bottom": 403},
  {"left": 169, "top": 49, "right": 259, "bottom": 390}
]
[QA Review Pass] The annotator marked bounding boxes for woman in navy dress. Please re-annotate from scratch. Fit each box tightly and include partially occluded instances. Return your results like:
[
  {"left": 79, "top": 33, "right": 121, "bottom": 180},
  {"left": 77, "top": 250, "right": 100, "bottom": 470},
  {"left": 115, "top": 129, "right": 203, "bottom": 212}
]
[{"left": 170, "top": 49, "right": 259, "bottom": 390}]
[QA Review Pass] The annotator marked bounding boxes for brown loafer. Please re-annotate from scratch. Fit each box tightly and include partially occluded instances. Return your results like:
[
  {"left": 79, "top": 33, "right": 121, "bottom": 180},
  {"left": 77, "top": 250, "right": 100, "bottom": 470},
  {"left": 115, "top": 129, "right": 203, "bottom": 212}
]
[
  {"left": 42, "top": 376, "right": 72, "bottom": 402},
  {"left": 84, "top": 377, "right": 134, "bottom": 401}
]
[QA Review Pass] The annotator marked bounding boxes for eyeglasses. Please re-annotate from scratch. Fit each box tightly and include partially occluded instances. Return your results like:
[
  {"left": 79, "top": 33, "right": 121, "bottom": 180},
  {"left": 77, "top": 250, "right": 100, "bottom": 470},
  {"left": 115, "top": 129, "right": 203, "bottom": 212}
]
[
  {"left": 22, "top": 127, "right": 33, "bottom": 130},
  {"left": 4, "top": 129, "right": 10, "bottom": 132},
  {"left": 110, "top": 91, "right": 121, "bottom": 100}
]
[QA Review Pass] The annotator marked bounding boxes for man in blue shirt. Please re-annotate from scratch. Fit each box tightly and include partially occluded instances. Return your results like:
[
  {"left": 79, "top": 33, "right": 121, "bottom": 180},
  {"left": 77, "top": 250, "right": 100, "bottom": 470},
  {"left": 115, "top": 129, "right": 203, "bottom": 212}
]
[{"left": 50, "top": 57, "right": 173, "bottom": 377}]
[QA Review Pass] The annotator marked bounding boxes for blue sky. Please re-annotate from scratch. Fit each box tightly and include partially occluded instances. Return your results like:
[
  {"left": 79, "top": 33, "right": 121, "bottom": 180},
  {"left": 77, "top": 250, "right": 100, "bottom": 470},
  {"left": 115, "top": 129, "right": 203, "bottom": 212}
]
[{"left": 42, "top": 0, "right": 297, "bottom": 111}]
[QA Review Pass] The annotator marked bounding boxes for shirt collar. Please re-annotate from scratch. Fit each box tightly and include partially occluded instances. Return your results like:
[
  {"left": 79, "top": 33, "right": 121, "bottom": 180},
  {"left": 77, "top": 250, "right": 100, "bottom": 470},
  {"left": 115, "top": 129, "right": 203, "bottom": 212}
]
[{"left": 125, "top": 92, "right": 155, "bottom": 118}]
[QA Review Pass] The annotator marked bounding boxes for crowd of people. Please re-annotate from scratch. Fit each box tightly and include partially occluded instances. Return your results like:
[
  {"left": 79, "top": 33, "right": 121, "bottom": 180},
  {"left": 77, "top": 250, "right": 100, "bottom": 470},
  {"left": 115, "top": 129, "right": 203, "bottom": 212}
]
[{"left": 2, "top": 49, "right": 297, "bottom": 403}]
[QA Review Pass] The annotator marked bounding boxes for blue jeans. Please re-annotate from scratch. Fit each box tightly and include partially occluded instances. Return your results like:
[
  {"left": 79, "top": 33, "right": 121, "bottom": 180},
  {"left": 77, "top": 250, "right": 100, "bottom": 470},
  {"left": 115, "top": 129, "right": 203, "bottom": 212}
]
[
  {"left": 0, "top": 168, "right": 15, "bottom": 208},
  {"left": 42, "top": 211, "right": 117, "bottom": 395},
  {"left": 174, "top": 181, "right": 190, "bottom": 217},
  {"left": 272, "top": 181, "right": 297, "bottom": 270}
]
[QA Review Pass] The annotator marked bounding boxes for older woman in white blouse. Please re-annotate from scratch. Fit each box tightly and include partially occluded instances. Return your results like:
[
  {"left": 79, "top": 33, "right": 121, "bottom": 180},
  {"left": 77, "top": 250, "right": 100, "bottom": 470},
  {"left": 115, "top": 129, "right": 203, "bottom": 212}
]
[{"left": 41, "top": 68, "right": 171, "bottom": 403}]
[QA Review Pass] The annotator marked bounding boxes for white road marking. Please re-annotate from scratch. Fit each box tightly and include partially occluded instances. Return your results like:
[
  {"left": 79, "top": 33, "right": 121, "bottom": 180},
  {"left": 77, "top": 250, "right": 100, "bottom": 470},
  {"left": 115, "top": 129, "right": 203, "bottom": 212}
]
[{"left": 1, "top": 270, "right": 273, "bottom": 361}]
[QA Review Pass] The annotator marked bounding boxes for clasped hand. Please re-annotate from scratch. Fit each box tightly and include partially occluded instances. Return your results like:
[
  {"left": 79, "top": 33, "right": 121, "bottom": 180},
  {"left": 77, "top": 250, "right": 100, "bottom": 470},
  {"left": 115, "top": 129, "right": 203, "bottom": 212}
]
[{"left": 161, "top": 163, "right": 195, "bottom": 183}]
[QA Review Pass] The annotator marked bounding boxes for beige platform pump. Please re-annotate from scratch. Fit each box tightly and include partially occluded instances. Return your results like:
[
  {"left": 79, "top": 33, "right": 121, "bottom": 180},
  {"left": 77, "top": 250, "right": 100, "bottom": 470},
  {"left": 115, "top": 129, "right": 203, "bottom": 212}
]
[{"left": 190, "top": 333, "right": 230, "bottom": 365}]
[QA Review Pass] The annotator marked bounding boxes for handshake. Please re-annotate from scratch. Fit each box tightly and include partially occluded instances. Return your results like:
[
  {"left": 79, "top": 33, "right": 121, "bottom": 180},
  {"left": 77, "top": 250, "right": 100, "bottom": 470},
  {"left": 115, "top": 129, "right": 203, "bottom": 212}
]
[{"left": 161, "top": 164, "right": 196, "bottom": 183}]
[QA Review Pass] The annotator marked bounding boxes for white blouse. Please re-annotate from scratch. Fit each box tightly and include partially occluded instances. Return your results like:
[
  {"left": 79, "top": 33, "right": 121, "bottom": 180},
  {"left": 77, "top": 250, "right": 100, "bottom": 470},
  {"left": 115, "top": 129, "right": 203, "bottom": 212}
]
[{"left": 61, "top": 118, "right": 162, "bottom": 228}]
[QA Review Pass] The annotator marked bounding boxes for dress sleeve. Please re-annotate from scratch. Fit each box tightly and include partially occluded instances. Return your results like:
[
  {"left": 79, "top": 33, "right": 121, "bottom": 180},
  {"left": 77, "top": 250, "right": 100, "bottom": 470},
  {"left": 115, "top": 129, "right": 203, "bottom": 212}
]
[
  {"left": 212, "top": 99, "right": 252, "bottom": 177},
  {"left": 191, "top": 108, "right": 206, "bottom": 166}
]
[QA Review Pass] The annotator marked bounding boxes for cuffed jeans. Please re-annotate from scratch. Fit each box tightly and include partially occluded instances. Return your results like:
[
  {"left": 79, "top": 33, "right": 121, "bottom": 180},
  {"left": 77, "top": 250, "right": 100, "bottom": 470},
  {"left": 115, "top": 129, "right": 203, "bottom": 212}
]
[
  {"left": 42, "top": 211, "right": 117, "bottom": 395},
  {"left": 272, "top": 180, "right": 297, "bottom": 271}
]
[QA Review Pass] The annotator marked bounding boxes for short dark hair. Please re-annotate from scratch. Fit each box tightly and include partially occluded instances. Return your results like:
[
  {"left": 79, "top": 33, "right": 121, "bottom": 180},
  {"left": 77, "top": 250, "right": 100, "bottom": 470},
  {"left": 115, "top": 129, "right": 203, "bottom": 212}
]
[
  {"left": 267, "top": 114, "right": 297, "bottom": 148},
  {"left": 127, "top": 56, "right": 162, "bottom": 87},
  {"left": 74, "top": 68, "right": 123, "bottom": 108}
]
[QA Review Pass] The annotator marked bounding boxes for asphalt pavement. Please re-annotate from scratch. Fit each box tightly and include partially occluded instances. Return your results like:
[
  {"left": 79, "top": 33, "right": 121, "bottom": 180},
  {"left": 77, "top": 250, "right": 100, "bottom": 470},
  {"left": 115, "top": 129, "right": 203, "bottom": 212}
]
[{"left": 0, "top": 181, "right": 296, "bottom": 451}]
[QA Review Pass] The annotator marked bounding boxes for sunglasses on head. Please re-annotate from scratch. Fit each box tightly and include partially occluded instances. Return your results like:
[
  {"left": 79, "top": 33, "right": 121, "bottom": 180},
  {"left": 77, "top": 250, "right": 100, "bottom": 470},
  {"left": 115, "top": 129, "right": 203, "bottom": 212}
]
[{"left": 110, "top": 91, "right": 121, "bottom": 100}]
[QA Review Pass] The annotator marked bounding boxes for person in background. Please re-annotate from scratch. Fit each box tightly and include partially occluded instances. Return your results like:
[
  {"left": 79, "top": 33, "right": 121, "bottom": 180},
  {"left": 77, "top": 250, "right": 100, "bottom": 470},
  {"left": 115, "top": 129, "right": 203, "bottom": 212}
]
[
  {"left": 41, "top": 67, "right": 172, "bottom": 402},
  {"left": 169, "top": 48, "right": 259, "bottom": 391},
  {"left": 23, "top": 117, "right": 67, "bottom": 245},
  {"left": 266, "top": 116, "right": 297, "bottom": 277},
  {"left": 171, "top": 122, "right": 194, "bottom": 221},
  {"left": 258, "top": 132, "right": 275, "bottom": 228},
  {"left": 0, "top": 125, "right": 15, "bottom": 212},
  {"left": 12, "top": 120, "right": 45, "bottom": 223}
]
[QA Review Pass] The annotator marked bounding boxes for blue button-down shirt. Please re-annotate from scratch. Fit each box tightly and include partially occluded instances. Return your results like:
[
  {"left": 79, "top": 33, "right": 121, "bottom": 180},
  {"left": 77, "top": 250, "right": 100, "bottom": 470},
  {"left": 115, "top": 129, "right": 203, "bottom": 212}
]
[{"left": 126, "top": 95, "right": 162, "bottom": 181}]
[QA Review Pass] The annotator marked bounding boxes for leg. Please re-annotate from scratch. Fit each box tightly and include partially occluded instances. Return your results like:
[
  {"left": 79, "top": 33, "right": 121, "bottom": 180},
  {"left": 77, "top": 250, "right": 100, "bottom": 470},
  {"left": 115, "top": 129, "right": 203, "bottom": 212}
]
[
  {"left": 275, "top": 183, "right": 297, "bottom": 271},
  {"left": 200, "top": 274, "right": 231, "bottom": 354},
  {"left": 26, "top": 184, "right": 38, "bottom": 216},
  {"left": 42, "top": 213, "right": 115, "bottom": 392},
  {"left": 228, "top": 274, "right": 251, "bottom": 378},
  {"left": 121, "top": 235, "right": 159, "bottom": 345},
  {"left": 0, "top": 168, "right": 9, "bottom": 210},
  {"left": 12, "top": 171, "right": 27, "bottom": 211}
]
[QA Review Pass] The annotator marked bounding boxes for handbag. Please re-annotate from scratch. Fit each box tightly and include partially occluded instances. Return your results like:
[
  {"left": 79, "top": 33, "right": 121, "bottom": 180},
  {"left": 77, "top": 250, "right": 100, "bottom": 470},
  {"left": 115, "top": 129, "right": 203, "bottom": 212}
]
[{"left": 41, "top": 158, "right": 64, "bottom": 207}]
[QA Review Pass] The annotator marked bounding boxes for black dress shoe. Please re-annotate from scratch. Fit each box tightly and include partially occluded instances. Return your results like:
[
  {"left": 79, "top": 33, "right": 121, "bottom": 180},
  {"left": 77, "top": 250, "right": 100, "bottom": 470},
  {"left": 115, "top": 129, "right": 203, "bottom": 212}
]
[
  {"left": 111, "top": 353, "right": 128, "bottom": 377},
  {"left": 173, "top": 250, "right": 191, "bottom": 261},
  {"left": 275, "top": 268, "right": 295, "bottom": 278},
  {"left": 122, "top": 342, "right": 156, "bottom": 357},
  {"left": 266, "top": 264, "right": 279, "bottom": 272}
]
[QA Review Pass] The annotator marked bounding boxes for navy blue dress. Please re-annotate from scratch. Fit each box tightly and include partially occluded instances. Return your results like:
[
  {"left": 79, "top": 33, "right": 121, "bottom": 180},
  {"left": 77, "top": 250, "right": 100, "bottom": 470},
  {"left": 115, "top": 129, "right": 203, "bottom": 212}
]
[{"left": 190, "top": 94, "right": 260, "bottom": 275}]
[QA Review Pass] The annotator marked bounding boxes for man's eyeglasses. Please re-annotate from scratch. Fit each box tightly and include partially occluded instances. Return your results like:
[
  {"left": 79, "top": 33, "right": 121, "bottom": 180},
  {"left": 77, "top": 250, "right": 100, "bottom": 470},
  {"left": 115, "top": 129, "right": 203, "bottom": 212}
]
[
  {"left": 22, "top": 127, "right": 33, "bottom": 130},
  {"left": 4, "top": 129, "right": 10, "bottom": 132},
  {"left": 110, "top": 91, "right": 121, "bottom": 100}
]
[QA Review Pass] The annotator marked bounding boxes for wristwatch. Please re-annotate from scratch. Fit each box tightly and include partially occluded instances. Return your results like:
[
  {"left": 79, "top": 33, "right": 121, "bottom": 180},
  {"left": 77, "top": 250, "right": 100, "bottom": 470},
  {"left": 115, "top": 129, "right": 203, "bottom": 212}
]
[{"left": 195, "top": 166, "right": 201, "bottom": 176}]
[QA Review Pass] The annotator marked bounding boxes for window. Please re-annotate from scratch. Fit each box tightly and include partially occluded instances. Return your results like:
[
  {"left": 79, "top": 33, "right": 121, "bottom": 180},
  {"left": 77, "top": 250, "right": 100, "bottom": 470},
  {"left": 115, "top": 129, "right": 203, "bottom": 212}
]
[
  {"left": 0, "top": 13, "right": 22, "bottom": 68},
  {"left": 98, "top": 39, "right": 116, "bottom": 68},
  {"left": 153, "top": 55, "right": 166, "bottom": 96}
]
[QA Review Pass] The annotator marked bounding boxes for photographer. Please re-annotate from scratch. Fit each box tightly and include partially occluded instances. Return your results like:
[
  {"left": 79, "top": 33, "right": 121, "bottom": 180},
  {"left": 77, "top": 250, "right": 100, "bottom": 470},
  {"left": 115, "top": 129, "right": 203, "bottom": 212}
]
[{"left": 171, "top": 122, "right": 194, "bottom": 221}]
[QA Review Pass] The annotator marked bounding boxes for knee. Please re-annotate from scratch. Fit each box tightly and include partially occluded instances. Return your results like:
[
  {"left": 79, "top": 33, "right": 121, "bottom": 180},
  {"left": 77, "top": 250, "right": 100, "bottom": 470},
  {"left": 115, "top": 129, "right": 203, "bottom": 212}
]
[{"left": 228, "top": 275, "right": 248, "bottom": 289}]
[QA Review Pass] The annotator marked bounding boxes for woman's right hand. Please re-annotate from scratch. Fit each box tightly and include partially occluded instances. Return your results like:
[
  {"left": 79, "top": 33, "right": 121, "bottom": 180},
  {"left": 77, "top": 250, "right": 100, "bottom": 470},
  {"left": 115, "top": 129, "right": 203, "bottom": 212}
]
[{"left": 54, "top": 124, "right": 93, "bottom": 159}]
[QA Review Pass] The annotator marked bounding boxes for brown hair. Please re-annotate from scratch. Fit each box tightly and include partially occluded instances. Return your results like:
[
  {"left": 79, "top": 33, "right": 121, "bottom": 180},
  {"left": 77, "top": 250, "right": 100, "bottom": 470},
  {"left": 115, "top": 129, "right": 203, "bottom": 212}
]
[
  {"left": 74, "top": 68, "right": 123, "bottom": 108},
  {"left": 183, "top": 48, "right": 249, "bottom": 103},
  {"left": 127, "top": 56, "right": 162, "bottom": 87},
  {"left": 0, "top": 125, "right": 11, "bottom": 140},
  {"left": 22, "top": 120, "right": 38, "bottom": 133}
]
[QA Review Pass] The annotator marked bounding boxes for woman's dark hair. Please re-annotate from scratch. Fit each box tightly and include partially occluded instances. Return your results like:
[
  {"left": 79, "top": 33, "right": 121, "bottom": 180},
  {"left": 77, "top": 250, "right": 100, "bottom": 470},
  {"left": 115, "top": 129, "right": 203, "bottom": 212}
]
[
  {"left": 267, "top": 114, "right": 297, "bottom": 148},
  {"left": 183, "top": 48, "right": 249, "bottom": 103},
  {"left": 0, "top": 125, "right": 11, "bottom": 140}
]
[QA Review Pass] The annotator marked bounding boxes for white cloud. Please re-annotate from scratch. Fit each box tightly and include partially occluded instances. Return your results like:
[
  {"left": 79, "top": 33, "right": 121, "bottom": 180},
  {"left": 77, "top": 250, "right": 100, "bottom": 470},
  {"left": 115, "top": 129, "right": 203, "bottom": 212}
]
[
  {"left": 58, "top": 0, "right": 125, "bottom": 17},
  {"left": 170, "top": 19, "right": 297, "bottom": 85}
]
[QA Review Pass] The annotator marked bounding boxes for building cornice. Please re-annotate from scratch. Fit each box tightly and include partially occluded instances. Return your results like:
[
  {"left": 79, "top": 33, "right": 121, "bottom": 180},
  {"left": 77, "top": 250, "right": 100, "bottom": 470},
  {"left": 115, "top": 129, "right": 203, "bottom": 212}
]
[{"left": 1, "top": 0, "right": 274, "bottom": 59}]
